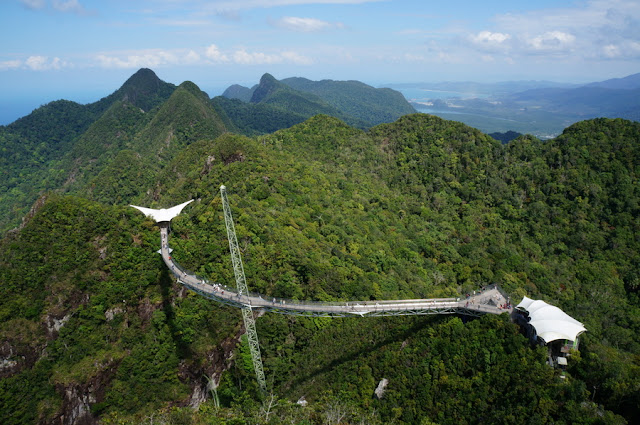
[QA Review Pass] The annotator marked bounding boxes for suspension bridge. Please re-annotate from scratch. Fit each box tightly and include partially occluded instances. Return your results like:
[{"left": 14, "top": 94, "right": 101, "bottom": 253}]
[{"left": 131, "top": 186, "right": 512, "bottom": 393}]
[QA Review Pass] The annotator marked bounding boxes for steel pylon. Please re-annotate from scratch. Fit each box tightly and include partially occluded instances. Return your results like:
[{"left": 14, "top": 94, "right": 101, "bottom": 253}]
[{"left": 220, "top": 185, "right": 267, "bottom": 395}]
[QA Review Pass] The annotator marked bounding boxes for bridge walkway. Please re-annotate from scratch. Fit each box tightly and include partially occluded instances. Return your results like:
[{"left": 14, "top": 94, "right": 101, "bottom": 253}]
[{"left": 159, "top": 224, "right": 512, "bottom": 318}]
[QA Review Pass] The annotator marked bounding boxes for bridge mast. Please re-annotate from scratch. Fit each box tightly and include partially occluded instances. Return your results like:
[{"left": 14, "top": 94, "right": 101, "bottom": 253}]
[{"left": 220, "top": 185, "right": 267, "bottom": 395}]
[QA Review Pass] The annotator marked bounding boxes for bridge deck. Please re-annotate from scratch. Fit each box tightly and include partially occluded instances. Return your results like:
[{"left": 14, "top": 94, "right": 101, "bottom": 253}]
[{"left": 159, "top": 225, "right": 512, "bottom": 318}]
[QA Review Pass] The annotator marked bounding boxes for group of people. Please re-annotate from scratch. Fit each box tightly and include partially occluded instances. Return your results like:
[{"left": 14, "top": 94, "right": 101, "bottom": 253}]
[{"left": 211, "top": 284, "right": 224, "bottom": 295}]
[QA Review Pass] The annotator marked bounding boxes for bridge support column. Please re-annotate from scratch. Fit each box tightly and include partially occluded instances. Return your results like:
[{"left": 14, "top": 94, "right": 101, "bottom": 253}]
[{"left": 220, "top": 185, "right": 267, "bottom": 395}]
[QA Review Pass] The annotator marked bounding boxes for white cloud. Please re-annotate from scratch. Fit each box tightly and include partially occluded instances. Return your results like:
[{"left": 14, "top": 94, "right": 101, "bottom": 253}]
[
  {"left": 0, "top": 56, "right": 69, "bottom": 71},
  {"left": 280, "top": 51, "right": 314, "bottom": 65},
  {"left": 397, "top": 29, "right": 424, "bottom": 36},
  {"left": 231, "top": 48, "right": 313, "bottom": 65},
  {"left": 471, "top": 31, "right": 510, "bottom": 44},
  {"left": 20, "top": 0, "right": 91, "bottom": 14},
  {"left": 527, "top": 31, "right": 575, "bottom": 51},
  {"left": 603, "top": 44, "right": 621, "bottom": 58},
  {"left": 25, "top": 56, "right": 67, "bottom": 70},
  {"left": 93, "top": 46, "right": 313, "bottom": 68},
  {"left": 148, "top": 18, "right": 212, "bottom": 27},
  {"left": 184, "top": 50, "right": 201, "bottom": 64},
  {"left": 208, "top": 0, "right": 383, "bottom": 12},
  {"left": 490, "top": 0, "right": 640, "bottom": 60},
  {"left": 275, "top": 16, "right": 343, "bottom": 32},
  {"left": 600, "top": 40, "right": 640, "bottom": 59},
  {"left": 205, "top": 44, "right": 230, "bottom": 62},
  {"left": 403, "top": 53, "right": 427, "bottom": 62},
  {"left": 95, "top": 50, "right": 180, "bottom": 69},
  {"left": 0, "top": 60, "right": 22, "bottom": 71},
  {"left": 232, "top": 49, "right": 282, "bottom": 65},
  {"left": 20, "top": 0, "right": 45, "bottom": 9},
  {"left": 469, "top": 31, "right": 511, "bottom": 52},
  {"left": 52, "top": 0, "right": 84, "bottom": 13}
]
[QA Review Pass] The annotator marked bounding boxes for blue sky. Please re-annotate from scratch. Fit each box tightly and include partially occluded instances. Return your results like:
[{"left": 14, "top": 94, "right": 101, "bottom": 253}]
[{"left": 1, "top": 0, "right": 639, "bottom": 123}]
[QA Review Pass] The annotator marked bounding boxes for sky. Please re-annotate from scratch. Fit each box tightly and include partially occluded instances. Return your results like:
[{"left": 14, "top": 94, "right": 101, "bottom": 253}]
[{"left": 1, "top": 0, "right": 639, "bottom": 124}]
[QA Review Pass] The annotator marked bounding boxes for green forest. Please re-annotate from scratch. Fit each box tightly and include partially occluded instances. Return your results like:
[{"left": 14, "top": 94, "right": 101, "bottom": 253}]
[{"left": 0, "top": 69, "right": 639, "bottom": 424}]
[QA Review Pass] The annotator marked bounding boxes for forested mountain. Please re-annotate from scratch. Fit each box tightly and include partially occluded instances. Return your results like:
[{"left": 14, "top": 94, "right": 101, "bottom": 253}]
[
  {"left": 1, "top": 93, "right": 639, "bottom": 425},
  {"left": 219, "top": 73, "right": 416, "bottom": 132},
  {"left": 488, "top": 130, "right": 522, "bottom": 143},
  {"left": 0, "top": 70, "right": 226, "bottom": 233},
  {"left": 250, "top": 73, "right": 347, "bottom": 120},
  {"left": 211, "top": 96, "right": 310, "bottom": 136},
  {"left": 221, "top": 84, "right": 255, "bottom": 103},
  {"left": 281, "top": 76, "right": 416, "bottom": 125}
]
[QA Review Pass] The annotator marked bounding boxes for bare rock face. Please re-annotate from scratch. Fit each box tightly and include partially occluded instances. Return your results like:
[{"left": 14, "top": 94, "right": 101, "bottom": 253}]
[
  {"left": 374, "top": 378, "right": 389, "bottom": 399},
  {"left": 183, "top": 327, "right": 245, "bottom": 410},
  {"left": 46, "top": 314, "right": 71, "bottom": 335},
  {"left": 54, "top": 355, "right": 121, "bottom": 425},
  {"left": 201, "top": 155, "right": 216, "bottom": 175},
  {"left": 60, "top": 385, "right": 95, "bottom": 425},
  {"left": 0, "top": 356, "right": 18, "bottom": 375},
  {"left": 18, "top": 194, "right": 49, "bottom": 231},
  {"left": 104, "top": 306, "right": 124, "bottom": 321},
  {"left": 189, "top": 384, "right": 208, "bottom": 409}
]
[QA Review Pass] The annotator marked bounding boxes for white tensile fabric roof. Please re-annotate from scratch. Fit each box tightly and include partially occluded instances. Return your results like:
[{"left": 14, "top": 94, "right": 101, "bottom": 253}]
[
  {"left": 516, "top": 296, "right": 586, "bottom": 343},
  {"left": 130, "top": 200, "right": 194, "bottom": 223}
]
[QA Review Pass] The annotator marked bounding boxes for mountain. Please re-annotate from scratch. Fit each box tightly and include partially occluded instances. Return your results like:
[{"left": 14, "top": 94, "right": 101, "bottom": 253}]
[
  {"left": 399, "top": 73, "right": 640, "bottom": 138},
  {"left": 211, "top": 96, "right": 310, "bottom": 136},
  {"left": 585, "top": 72, "right": 640, "bottom": 90},
  {"left": 249, "top": 73, "right": 345, "bottom": 118},
  {"left": 91, "top": 67, "right": 177, "bottom": 114},
  {"left": 502, "top": 72, "right": 640, "bottom": 122},
  {"left": 509, "top": 86, "right": 640, "bottom": 119},
  {"left": 1, "top": 109, "right": 639, "bottom": 423},
  {"left": 281, "top": 76, "right": 416, "bottom": 126},
  {"left": 221, "top": 83, "right": 255, "bottom": 102},
  {"left": 219, "top": 73, "right": 416, "bottom": 132},
  {"left": 0, "top": 69, "right": 225, "bottom": 233},
  {"left": 216, "top": 73, "right": 357, "bottom": 134},
  {"left": 489, "top": 130, "right": 522, "bottom": 143}
]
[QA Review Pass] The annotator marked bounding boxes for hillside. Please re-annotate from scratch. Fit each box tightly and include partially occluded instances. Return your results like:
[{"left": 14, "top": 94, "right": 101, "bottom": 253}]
[{"left": 1, "top": 111, "right": 639, "bottom": 424}]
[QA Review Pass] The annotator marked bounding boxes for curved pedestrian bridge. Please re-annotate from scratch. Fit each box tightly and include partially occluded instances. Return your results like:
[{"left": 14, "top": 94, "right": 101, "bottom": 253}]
[{"left": 158, "top": 224, "right": 512, "bottom": 318}]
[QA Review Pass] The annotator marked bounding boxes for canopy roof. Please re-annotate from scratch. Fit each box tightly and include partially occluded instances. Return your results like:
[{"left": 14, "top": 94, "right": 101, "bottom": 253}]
[
  {"left": 516, "top": 296, "right": 586, "bottom": 343},
  {"left": 130, "top": 200, "right": 194, "bottom": 223}
]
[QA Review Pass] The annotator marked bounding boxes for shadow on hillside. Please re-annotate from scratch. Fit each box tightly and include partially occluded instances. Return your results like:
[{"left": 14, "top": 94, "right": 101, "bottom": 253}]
[
  {"left": 286, "top": 314, "right": 451, "bottom": 391},
  {"left": 159, "top": 267, "right": 193, "bottom": 359}
]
